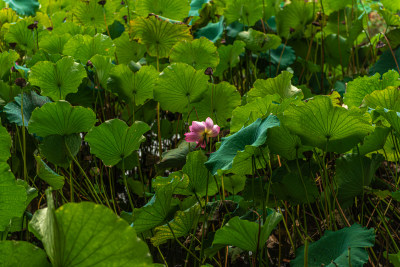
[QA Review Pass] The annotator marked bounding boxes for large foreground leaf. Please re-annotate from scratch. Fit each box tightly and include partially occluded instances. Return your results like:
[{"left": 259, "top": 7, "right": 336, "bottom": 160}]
[
  {"left": 282, "top": 96, "right": 373, "bottom": 153},
  {"left": 291, "top": 224, "right": 375, "bottom": 267},
  {"left": 205, "top": 115, "right": 280, "bottom": 175},
  {"left": 29, "top": 190, "right": 153, "bottom": 266}
]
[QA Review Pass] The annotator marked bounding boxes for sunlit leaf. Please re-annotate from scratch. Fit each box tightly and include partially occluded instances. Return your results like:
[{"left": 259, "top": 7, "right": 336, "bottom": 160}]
[
  {"left": 224, "top": 0, "right": 263, "bottom": 26},
  {"left": 214, "top": 40, "right": 245, "bottom": 76},
  {"left": 114, "top": 32, "right": 146, "bottom": 64},
  {"left": 136, "top": 0, "right": 191, "bottom": 21}
]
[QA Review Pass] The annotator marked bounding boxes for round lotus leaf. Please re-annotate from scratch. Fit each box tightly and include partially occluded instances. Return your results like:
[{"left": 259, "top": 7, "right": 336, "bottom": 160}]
[
  {"left": 29, "top": 57, "right": 87, "bottom": 101},
  {"left": 28, "top": 101, "right": 96, "bottom": 137},
  {"left": 136, "top": 0, "right": 190, "bottom": 21},
  {"left": 170, "top": 37, "right": 219, "bottom": 70},
  {"left": 154, "top": 63, "right": 209, "bottom": 113},
  {"left": 131, "top": 16, "right": 192, "bottom": 58},
  {"left": 85, "top": 119, "right": 150, "bottom": 166},
  {"left": 0, "top": 241, "right": 50, "bottom": 267}
]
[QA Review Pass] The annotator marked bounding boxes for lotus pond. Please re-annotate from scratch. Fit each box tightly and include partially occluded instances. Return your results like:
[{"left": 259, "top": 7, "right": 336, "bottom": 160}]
[{"left": 1, "top": 0, "right": 400, "bottom": 266}]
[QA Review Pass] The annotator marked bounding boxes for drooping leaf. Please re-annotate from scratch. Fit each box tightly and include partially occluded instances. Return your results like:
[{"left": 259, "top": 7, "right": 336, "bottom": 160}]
[
  {"left": 189, "top": 81, "right": 241, "bottom": 127},
  {"left": 63, "top": 34, "right": 115, "bottom": 63},
  {"left": 0, "top": 162, "right": 27, "bottom": 231},
  {"left": 271, "top": 160, "right": 319, "bottom": 205},
  {"left": 212, "top": 211, "right": 282, "bottom": 252},
  {"left": 108, "top": 64, "right": 158, "bottom": 105},
  {"left": 224, "top": 0, "right": 263, "bottom": 26},
  {"left": 29, "top": 57, "right": 87, "bottom": 100},
  {"left": 344, "top": 70, "right": 400, "bottom": 108},
  {"left": 114, "top": 32, "right": 146, "bottom": 64},
  {"left": 205, "top": 115, "right": 280, "bottom": 175},
  {"left": 154, "top": 63, "right": 209, "bottom": 113},
  {"left": 85, "top": 119, "right": 150, "bottom": 166},
  {"left": 0, "top": 241, "right": 50, "bottom": 267},
  {"left": 356, "top": 126, "right": 390, "bottom": 156},
  {"left": 157, "top": 140, "right": 196, "bottom": 169},
  {"left": 334, "top": 154, "right": 383, "bottom": 208},
  {"left": 136, "top": 0, "right": 190, "bottom": 21},
  {"left": 35, "top": 155, "right": 64, "bottom": 190},
  {"left": 292, "top": 224, "right": 375, "bottom": 267},
  {"left": 28, "top": 101, "right": 96, "bottom": 137},
  {"left": 151, "top": 204, "right": 201, "bottom": 246},
  {"left": 282, "top": 96, "right": 373, "bottom": 153},
  {"left": 238, "top": 29, "right": 281, "bottom": 53},
  {"left": 170, "top": 37, "right": 219, "bottom": 70},
  {"left": 3, "top": 91, "right": 51, "bottom": 127},
  {"left": 133, "top": 182, "right": 179, "bottom": 233},
  {"left": 183, "top": 151, "right": 218, "bottom": 197},
  {"left": 29, "top": 189, "right": 153, "bottom": 266},
  {"left": 214, "top": 40, "right": 245, "bottom": 76},
  {"left": 248, "top": 71, "right": 303, "bottom": 102},
  {"left": 131, "top": 16, "right": 192, "bottom": 58}
]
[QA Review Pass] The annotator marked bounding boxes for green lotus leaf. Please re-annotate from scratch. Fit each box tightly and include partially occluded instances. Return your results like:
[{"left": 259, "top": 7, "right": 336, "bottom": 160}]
[
  {"left": 189, "top": 81, "right": 241, "bottom": 127},
  {"left": 205, "top": 115, "right": 280, "bottom": 175},
  {"left": 29, "top": 189, "right": 153, "bottom": 266},
  {"left": 282, "top": 96, "right": 373, "bottom": 153},
  {"left": 224, "top": 0, "right": 263, "bottom": 26},
  {"left": 380, "top": 0, "right": 400, "bottom": 12},
  {"left": 268, "top": 44, "right": 296, "bottom": 69},
  {"left": 40, "top": 133, "right": 81, "bottom": 167},
  {"left": 170, "top": 37, "right": 219, "bottom": 70},
  {"left": 154, "top": 63, "right": 209, "bottom": 113},
  {"left": 131, "top": 16, "right": 192, "bottom": 58},
  {"left": 212, "top": 211, "right": 282, "bottom": 252},
  {"left": 90, "top": 55, "right": 114, "bottom": 90},
  {"left": 387, "top": 251, "right": 400, "bottom": 266},
  {"left": 0, "top": 162, "right": 27, "bottom": 231},
  {"left": 73, "top": 0, "right": 118, "bottom": 30},
  {"left": 29, "top": 57, "right": 87, "bottom": 100},
  {"left": 4, "top": 91, "right": 51, "bottom": 127},
  {"left": 157, "top": 140, "right": 196, "bottom": 169},
  {"left": 0, "top": 124, "right": 12, "bottom": 162},
  {"left": 4, "top": 0, "right": 39, "bottom": 16},
  {"left": 378, "top": 8, "right": 400, "bottom": 27},
  {"left": 63, "top": 34, "right": 115, "bottom": 63},
  {"left": 182, "top": 151, "right": 218, "bottom": 197},
  {"left": 344, "top": 70, "right": 400, "bottom": 108},
  {"left": 0, "top": 81, "right": 20, "bottom": 106},
  {"left": 151, "top": 203, "right": 200, "bottom": 246},
  {"left": 362, "top": 86, "right": 400, "bottom": 112},
  {"left": 238, "top": 29, "right": 281, "bottom": 53},
  {"left": 276, "top": 0, "right": 314, "bottom": 37},
  {"left": 114, "top": 32, "right": 146, "bottom": 65},
  {"left": 133, "top": 181, "right": 179, "bottom": 234},
  {"left": 0, "top": 7, "right": 19, "bottom": 24},
  {"left": 356, "top": 126, "right": 390, "bottom": 156},
  {"left": 248, "top": 71, "right": 303, "bottom": 102},
  {"left": 152, "top": 171, "right": 190, "bottom": 196},
  {"left": 214, "top": 40, "right": 245, "bottom": 77},
  {"left": 39, "top": 33, "right": 71, "bottom": 54},
  {"left": 320, "top": 0, "right": 352, "bottom": 15},
  {"left": 267, "top": 125, "right": 305, "bottom": 160},
  {"left": 85, "top": 119, "right": 150, "bottom": 166},
  {"left": 108, "top": 64, "right": 158, "bottom": 105},
  {"left": 229, "top": 145, "right": 270, "bottom": 175},
  {"left": 379, "top": 133, "right": 400, "bottom": 162},
  {"left": 271, "top": 160, "right": 319, "bottom": 205},
  {"left": 376, "top": 108, "right": 400, "bottom": 135},
  {"left": 5, "top": 19, "right": 35, "bottom": 51},
  {"left": 369, "top": 47, "right": 400, "bottom": 75},
  {"left": 230, "top": 94, "right": 281, "bottom": 133},
  {"left": 34, "top": 155, "right": 64, "bottom": 190},
  {"left": 324, "top": 34, "right": 351, "bottom": 67},
  {"left": 334, "top": 154, "right": 383, "bottom": 208},
  {"left": 0, "top": 50, "right": 18, "bottom": 79},
  {"left": 292, "top": 224, "right": 375, "bottom": 267},
  {"left": 189, "top": 0, "right": 209, "bottom": 16},
  {"left": 223, "top": 174, "right": 246, "bottom": 194},
  {"left": 0, "top": 241, "right": 50, "bottom": 267},
  {"left": 28, "top": 101, "right": 96, "bottom": 137},
  {"left": 136, "top": 0, "right": 190, "bottom": 21}
]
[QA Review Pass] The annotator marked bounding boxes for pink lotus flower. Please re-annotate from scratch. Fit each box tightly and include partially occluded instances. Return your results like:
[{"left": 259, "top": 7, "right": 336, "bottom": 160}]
[{"left": 185, "top": 117, "right": 220, "bottom": 149}]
